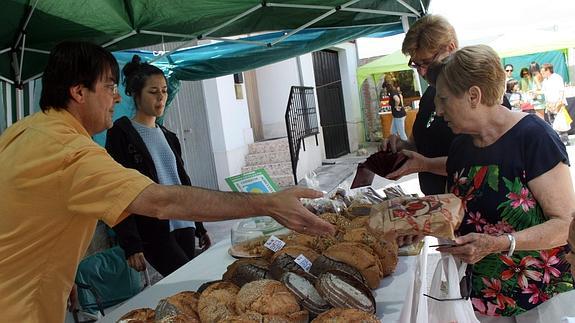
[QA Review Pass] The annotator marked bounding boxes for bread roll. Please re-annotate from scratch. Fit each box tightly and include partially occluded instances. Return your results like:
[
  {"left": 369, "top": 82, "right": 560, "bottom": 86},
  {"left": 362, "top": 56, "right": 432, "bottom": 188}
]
[
  {"left": 311, "top": 308, "right": 379, "bottom": 322},
  {"left": 197, "top": 281, "right": 240, "bottom": 322},
  {"left": 322, "top": 242, "right": 382, "bottom": 289},
  {"left": 235, "top": 279, "right": 308, "bottom": 322}
]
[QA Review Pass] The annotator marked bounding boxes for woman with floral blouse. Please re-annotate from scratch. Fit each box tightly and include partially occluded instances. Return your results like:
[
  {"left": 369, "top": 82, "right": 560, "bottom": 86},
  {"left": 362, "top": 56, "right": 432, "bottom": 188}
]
[{"left": 392, "top": 45, "right": 575, "bottom": 321}]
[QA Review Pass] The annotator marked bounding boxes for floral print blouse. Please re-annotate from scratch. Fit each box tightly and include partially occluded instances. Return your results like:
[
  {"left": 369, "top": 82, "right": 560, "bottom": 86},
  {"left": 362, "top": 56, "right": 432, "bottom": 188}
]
[{"left": 446, "top": 115, "right": 574, "bottom": 317}]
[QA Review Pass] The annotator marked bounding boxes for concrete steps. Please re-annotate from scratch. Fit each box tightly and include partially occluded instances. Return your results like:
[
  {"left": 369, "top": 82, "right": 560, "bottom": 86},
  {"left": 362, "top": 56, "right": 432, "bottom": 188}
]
[{"left": 243, "top": 138, "right": 294, "bottom": 189}]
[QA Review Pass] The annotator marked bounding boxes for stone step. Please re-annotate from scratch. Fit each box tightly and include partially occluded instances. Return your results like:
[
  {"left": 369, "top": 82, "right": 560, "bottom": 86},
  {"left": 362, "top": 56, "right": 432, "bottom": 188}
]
[
  {"left": 245, "top": 150, "right": 291, "bottom": 166},
  {"left": 248, "top": 138, "right": 290, "bottom": 154},
  {"left": 242, "top": 162, "right": 293, "bottom": 177},
  {"left": 272, "top": 175, "right": 295, "bottom": 188}
]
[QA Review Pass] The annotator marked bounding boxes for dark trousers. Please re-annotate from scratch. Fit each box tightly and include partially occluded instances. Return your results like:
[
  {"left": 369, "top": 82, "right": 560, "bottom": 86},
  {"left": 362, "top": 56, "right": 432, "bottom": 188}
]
[{"left": 143, "top": 227, "right": 196, "bottom": 277}]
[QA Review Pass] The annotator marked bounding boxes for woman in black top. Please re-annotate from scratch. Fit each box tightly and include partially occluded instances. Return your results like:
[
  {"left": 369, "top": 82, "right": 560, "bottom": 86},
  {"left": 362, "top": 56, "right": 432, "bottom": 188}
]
[{"left": 389, "top": 82, "right": 408, "bottom": 140}]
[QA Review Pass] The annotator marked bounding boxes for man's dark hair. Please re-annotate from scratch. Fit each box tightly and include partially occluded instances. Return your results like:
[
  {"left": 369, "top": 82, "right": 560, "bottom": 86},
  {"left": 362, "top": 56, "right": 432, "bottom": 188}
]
[{"left": 39, "top": 41, "right": 119, "bottom": 111}]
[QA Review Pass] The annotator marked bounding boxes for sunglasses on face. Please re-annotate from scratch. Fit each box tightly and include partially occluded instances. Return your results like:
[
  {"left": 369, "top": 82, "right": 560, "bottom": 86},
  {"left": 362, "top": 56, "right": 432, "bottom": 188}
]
[
  {"left": 506, "top": 69, "right": 513, "bottom": 72},
  {"left": 423, "top": 266, "right": 473, "bottom": 301}
]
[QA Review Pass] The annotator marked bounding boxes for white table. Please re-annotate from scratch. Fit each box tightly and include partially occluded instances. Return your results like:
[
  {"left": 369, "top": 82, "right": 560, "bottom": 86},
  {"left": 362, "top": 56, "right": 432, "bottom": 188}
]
[{"left": 100, "top": 238, "right": 428, "bottom": 322}]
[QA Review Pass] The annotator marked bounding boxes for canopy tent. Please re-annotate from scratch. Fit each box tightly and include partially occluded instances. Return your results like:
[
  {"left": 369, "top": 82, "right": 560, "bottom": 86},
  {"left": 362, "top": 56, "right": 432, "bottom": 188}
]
[
  {"left": 356, "top": 49, "right": 409, "bottom": 87},
  {"left": 3, "top": 0, "right": 430, "bottom": 86}
]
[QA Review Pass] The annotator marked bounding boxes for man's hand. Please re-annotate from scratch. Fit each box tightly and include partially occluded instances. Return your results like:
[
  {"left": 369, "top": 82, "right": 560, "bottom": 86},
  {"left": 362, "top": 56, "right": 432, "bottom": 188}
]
[
  {"left": 267, "top": 187, "right": 336, "bottom": 236},
  {"left": 127, "top": 252, "right": 147, "bottom": 272},
  {"left": 199, "top": 233, "right": 212, "bottom": 251}
]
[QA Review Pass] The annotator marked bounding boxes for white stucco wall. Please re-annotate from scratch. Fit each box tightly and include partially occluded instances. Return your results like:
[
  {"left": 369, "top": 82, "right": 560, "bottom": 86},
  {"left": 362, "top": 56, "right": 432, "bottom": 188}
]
[
  {"left": 333, "top": 42, "right": 363, "bottom": 152},
  {"left": 203, "top": 76, "right": 254, "bottom": 190}
]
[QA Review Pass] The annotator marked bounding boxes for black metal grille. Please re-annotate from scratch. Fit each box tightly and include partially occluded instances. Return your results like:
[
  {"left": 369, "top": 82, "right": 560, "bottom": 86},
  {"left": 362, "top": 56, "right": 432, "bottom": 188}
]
[{"left": 285, "top": 86, "right": 319, "bottom": 185}]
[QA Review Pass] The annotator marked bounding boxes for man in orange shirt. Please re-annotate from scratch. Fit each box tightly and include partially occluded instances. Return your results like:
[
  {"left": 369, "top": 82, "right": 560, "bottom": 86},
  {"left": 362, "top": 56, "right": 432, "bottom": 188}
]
[{"left": 0, "top": 41, "right": 334, "bottom": 323}]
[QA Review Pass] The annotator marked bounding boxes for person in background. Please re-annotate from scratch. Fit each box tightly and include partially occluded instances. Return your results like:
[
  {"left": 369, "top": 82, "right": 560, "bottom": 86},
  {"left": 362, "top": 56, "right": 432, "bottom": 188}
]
[
  {"left": 529, "top": 61, "right": 543, "bottom": 92},
  {"left": 106, "top": 55, "right": 211, "bottom": 277},
  {"left": 541, "top": 62, "right": 570, "bottom": 145},
  {"left": 504, "top": 63, "right": 514, "bottom": 82},
  {"left": 519, "top": 67, "right": 532, "bottom": 92},
  {"left": 386, "top": 82, "right": 408, "bottom": 140},
  {"left": 0, "top": 41, "right": 335, "bottom": 323},
  {"left": 505, "top": 79, "right": 522, "bottom": 111},
  {"left": 414, "top": 44, "right": 575, "bottom": 321}
]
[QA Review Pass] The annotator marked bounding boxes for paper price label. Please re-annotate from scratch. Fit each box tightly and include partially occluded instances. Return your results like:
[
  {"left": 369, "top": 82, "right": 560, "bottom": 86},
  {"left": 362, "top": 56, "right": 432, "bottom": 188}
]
[
  {"left": 294, "top": 254, "right": 312, "bottom": 272},
  {"left": 264, "top": 235, "right": 285, "bottom": 252}
]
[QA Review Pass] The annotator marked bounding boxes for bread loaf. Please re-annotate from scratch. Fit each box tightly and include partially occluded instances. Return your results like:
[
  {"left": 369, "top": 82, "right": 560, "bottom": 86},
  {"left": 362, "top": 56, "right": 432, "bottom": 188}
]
[
  {"left": 197, "top": 281, "right": 240, "bottom": 322},
  {"left": 155, "top": 291, "right": 199, "bottom": 322},
  {"left": 311, "top": 307, "right": 379, "bottom": 322},
  {"left": 322, "top": 242, "right": 383, "bottom": 289},
  {"left": 235, "top": 279, "right": 308, "bottom": 322},
  {"left": 341, "top": 228, "right": 398, "bottom": 277},
  {"left": 315, "top": 270, "right": 375, "bottom": 314},
  {"left": 116, "top": 308, "right": 155, "bottom": 322},
  {"left": 269, "top": 245, "right": 320, "bottom": 264},
  {"left": 222, "top": 258, "right": 271, "bottom": 287}
]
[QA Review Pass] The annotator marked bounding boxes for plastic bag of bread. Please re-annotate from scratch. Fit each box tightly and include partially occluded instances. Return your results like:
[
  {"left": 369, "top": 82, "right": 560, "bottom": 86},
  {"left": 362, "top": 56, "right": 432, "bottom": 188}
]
[{"left": 368, "top": 194, "right": 464, "bottom": 240}]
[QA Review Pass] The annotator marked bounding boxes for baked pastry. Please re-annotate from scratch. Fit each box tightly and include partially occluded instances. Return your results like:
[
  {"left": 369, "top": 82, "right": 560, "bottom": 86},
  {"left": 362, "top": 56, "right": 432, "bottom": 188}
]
[
  {"left": 116, "top": 308, "right": 155, "bottom": 322},
  {"left": 197, "top": 281, "right": 240, "bottom": 322},
  {"left": 368, "top": 194, "right": 464, "bottom": 240},
  {"left": 341, "top": 228, "right": 398, "bottom": 277},
  {"left": 155, "top": 291, "right": 199, "bottom": 322},
  {"left": 315, "top": 270, "right": 376, "bottom": 314},
  {"left": 222, "top": 258, "right": 272, "bottom": 287},
  {"left": 269, "top": 245, "right": 320, "bottom": 264},
  {"left": 319, "top": 213, "right": 352, "bottom": 229},
  {"left": 235, "top": 279, "right": 308, "bottom": 322},
  {"left": 310, "top": 255, "right": 366, "bottom": 286},
  {"left": 281, "top": 271, "right": 331, "bottom": 316},
  {"left": 311, "top": 307, "right": 379, "bottom": 322},
  {"left": 322, "top": 242, "right": 383, "bottom": 289}
]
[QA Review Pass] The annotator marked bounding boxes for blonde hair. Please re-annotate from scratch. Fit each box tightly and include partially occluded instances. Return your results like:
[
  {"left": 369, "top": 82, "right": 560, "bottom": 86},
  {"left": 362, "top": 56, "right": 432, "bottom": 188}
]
[
  {"left": 428, "top": 45, "right": 505, "bottom": 107},
  {"left": 402, "top": 15, "right": 458, "bottom": 56}
]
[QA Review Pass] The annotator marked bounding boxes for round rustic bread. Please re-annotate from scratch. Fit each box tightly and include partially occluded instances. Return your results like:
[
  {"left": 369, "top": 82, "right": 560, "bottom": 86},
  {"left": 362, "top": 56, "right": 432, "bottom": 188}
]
[
  {"left": 222, "top": 258, "right": 271, "bottom": 287},
  {"left": 311, "top": 307, "right": 379, "bottom": 322},
  {"left": 155, "top": 291, "right": 199, "bottom": 321},
  {"left": 315, "top": 270, "right": 375, "bottom": 314},
  {"left": 116, "top": 308, "right": 155, "bottom": 322},
  {"left": 235, "top": 279, "right": 308, "bottom": 321},
  {"left": 341, "top": 228, "right": 398, "bottom": 277},
  {"left": 322, "top": 242, "right": 383, "bottom": 289},
  {"left": 270, "top": 245, "right": 320, "bottom": 264},
  {"left": 284, "top": 232, "right": 337, "bottom": 253},
  {"left": 197, "top": 281, "right": 240, "bottom": 322}
]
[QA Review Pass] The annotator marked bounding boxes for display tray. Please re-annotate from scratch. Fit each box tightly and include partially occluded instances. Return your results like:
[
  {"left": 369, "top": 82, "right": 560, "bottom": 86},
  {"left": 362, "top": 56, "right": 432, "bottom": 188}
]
[{"left": 227, "top": 245, "right": 264, "bottom": 259}]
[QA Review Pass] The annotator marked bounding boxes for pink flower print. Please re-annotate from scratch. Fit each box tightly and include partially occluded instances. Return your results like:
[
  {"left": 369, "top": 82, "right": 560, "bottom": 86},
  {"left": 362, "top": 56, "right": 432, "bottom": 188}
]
[
  {"left": 483, "top": 221, "right": 514, "bottom": 235},
  {"left": 507, "top": 187, "right": 536, "bottom": 212},
  {"left": 535, "top": 249, "right": 562, "bottom": 284},
  {"left": 451, "top": 169, "right": 468, "bottom": 196},
  {"left": 472, "top": 298, "right": 500, "bottom": 316},
  {"left": 481, "top": 277, "right": 516, "bottom": 308},
  {"left": 500, "top": 255, "right": 543, "bottom": 289},
  {"left": 521, "top": 283, "right": 549, "bottom": 304},
  {"left": 466, "top": 211, "right": 487, "bottom": 232}
]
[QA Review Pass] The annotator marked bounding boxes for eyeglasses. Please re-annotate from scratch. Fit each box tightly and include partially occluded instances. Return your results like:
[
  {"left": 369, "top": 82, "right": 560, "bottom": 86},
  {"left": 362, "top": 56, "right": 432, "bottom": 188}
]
[
  {"left": 104, "top": 84, "right": 119, "bottom": 95},
  {"left": 505, "top": 69, "right": 513, "bottom": 72},
  {"left": 423, "top": 267, "right": 473, "bottom": 301},
  {"left": 408, "top": 50, "right": 442, "bottom": 70}
]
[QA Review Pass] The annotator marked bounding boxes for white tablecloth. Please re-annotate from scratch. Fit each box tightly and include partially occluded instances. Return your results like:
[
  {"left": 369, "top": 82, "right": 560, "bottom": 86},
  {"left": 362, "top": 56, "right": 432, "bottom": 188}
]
[{"left": 100, "top": 238, "right": 428, "bottom": 322}]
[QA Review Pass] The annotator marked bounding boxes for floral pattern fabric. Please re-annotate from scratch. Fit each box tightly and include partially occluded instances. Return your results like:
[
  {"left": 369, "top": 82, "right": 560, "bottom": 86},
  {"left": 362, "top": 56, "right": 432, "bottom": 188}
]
[{"left": 446, "top": 115, "right": 573, "bottom": 317}]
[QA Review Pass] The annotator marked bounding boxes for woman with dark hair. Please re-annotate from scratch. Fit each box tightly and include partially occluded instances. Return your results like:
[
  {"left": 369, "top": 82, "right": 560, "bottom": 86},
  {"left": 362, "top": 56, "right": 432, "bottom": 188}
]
[
  {"left": 105, "top": 55, "right": 211, "bottom": 277},
  {"left": 519, "top": 67, "right": 532, "bottom": 92}
]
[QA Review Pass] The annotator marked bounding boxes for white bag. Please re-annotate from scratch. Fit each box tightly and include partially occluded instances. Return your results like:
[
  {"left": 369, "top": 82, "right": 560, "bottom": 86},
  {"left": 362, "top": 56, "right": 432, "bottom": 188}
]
[
  {"left": 552, "top": 107, "right": 571, "bottom": 132},
  {"left": 427, "top": 254, "right": 479, "bottom": 323}
]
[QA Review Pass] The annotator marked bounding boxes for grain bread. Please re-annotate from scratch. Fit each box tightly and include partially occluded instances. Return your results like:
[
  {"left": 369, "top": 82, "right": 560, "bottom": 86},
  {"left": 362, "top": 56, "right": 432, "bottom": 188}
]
[
  {"left": 311, "top": 307, "right": 379, "bottom": 322},
  {"left": 116, "top": 308, "right": 155, "bottom": 322},
  {"left": 155, "top": 291, "right": 199, "bottom": 322},
  {"left": 310, "top": 255, "right": 367, "bottom": 286},
  {"left": 269, "top": 245, "right": 320, "bottom": 264},
  {"left": 222, "top": 258, "right": 272, "bottom": 287},
  {"left": 341, "top": 228, "right": 398, "bottom": 277},
  {"left": 322, "top": 242, "right": 383, "bottom": 289},
  {"left": 235, "top": 279, "right": 308, "bottom": 322},
  {"left": 283, "top": 233, "right": 337, "bottom": 253},
  {"left": 315, "top": 270, "right": 376, "bottom": 314},
  {"left": 197, "top": 281, "right": 240, "bottom": 322}
]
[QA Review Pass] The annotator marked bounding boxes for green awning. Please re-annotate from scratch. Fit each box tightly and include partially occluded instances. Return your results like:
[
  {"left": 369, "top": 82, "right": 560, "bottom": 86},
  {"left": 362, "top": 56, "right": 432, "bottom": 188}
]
[
  {"left": 356, "top": 49, "right": 410, "bottom": 87},
  {"left": 2, "top": 0, "right": 430, "bottom": 85}
]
